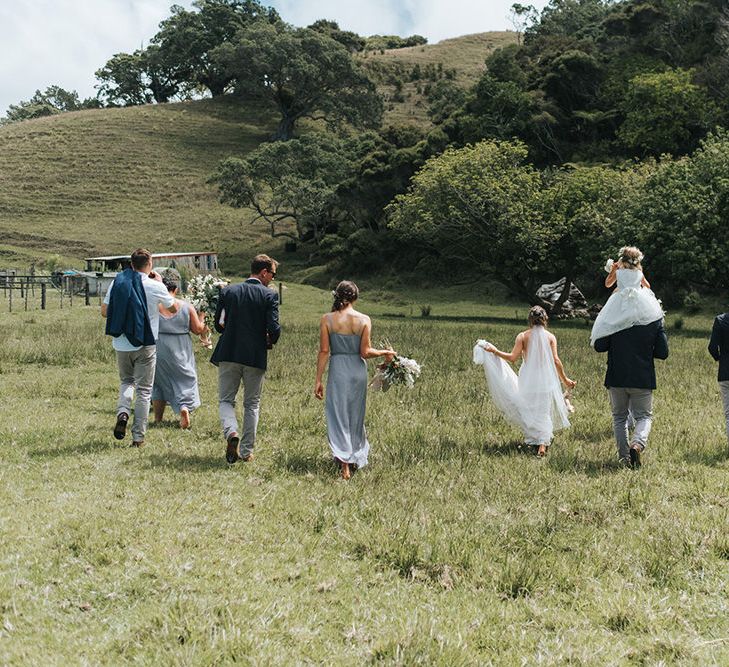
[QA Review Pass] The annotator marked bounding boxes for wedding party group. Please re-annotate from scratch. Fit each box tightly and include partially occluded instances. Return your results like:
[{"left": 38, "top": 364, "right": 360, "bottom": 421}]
[{"left": 100, "top": 246, "right": 727, "bottom": 479}]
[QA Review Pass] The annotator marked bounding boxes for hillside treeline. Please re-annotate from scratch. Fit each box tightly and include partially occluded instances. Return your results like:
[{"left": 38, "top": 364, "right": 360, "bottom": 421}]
[{"left": 213, "top": 0, "right": 729, "bottom": 309}]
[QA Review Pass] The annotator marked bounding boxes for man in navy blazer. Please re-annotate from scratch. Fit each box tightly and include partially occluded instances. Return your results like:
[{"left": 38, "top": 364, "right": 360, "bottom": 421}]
[
  {"left": 594, "top": 319, "right": 668, "bottom": 467},
  {"left": 211, "top": 253, "right": 281, "bottom": 463}
]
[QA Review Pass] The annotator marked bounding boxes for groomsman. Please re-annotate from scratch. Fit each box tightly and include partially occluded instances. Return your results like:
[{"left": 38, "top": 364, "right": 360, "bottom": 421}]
[
  {"left": 708, "top": 311, "right": 729, "bottom": 446},
  {"left": 594, "top": 320, "right": 668, "bottom": 467},
  {"left": 211, "top": 254, "right": 281, "bottom": 464},
  {"left": 101, "top": 248, "right": 177, "bottom": 447}
]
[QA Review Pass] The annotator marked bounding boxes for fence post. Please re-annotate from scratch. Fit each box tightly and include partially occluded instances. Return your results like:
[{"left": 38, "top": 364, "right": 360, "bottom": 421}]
[
  {"left": 279, "top": 281, "right": 283, "bottom": 306},
  {"left": 69, "top": 277, "right": 73, "bottom": 307},
  {"left": 85, "top": 279, "right": 90, "bottom": 306},
  {"left": 20, "top": 280, "right": 24, "bottom": 299},
  {"left": 24, "top": 282, "right": 29, "bottom": 311},
  {"left": 41, "top": 283, "right": 47, "bottom": 310},
  {"left": 8, "top": 280, "right": 12, "bottom": 312}
]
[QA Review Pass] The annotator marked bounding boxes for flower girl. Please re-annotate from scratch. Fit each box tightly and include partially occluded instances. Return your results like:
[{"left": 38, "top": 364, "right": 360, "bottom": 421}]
[{"left": 590, "top": 246, "right": 664, "bottom": 347}]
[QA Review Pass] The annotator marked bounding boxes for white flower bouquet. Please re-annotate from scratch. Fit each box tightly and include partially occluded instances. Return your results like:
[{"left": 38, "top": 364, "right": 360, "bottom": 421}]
[
  {"left": 371, "top": 354, "right": 422, "bottom": 391},
  {"left": 186, "top": 274, "right": 229, "bottom": 349},
  {"left": 604, "top": 258, "right": 614, "bottom": 273}
]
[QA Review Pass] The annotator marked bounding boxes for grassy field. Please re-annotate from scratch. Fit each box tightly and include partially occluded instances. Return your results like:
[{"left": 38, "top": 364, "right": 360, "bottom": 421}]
[
  {"left": 0, "top": 98, "right": 280, "bottom": 272},
  {"left": 1, "top": 282, "right": 728, "bottom": 664}
]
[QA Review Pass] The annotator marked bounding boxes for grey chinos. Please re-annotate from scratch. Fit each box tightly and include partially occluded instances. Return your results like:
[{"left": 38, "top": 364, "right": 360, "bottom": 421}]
[
  {"left": 218, "top": 361, "right": 266, "bottom": 457},
  {"left": 116, "top": 345, "right": 157, "bottom": 442}
]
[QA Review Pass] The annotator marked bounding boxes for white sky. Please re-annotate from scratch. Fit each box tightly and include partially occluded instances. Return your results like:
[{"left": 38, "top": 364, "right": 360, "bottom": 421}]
[{"left": 0, "top": 0, "right": 550, "bottom": 113}]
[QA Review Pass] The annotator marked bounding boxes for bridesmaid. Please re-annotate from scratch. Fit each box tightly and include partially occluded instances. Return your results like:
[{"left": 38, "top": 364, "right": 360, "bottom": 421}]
[
  {"left": 152, "top": 278, "right": 207, "bottom": 429},
  {"left": 314, "top": 281, "right": 395, "bottom": 480}
]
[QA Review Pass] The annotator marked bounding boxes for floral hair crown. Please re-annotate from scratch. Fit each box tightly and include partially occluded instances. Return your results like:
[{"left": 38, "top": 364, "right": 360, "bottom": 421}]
[{"left": 620, "top": 252, "right": 644, "bottom": 266}]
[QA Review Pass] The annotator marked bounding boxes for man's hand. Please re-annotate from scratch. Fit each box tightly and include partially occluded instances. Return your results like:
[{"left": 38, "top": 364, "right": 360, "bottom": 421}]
[
  {"left": 149, "top": 271, "right": 162, "bottom": 282},
  {"left": 314, "top": 381, "right": 324, "bottom": 400}
]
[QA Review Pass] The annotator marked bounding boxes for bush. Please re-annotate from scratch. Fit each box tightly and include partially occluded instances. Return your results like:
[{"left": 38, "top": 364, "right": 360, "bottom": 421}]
[
  {"left": 420, "top": 305, "right": 431, "bottom": 317},
  {"left": 682, "top": 290, "right": 701, "bottom": 313}
]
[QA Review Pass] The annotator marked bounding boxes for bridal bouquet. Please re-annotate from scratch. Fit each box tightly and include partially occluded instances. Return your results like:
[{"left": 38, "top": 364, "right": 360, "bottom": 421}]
[
  {"left": 186, "top": 274, "right": 229, "bottom": 348},
  {"left": 371, "top": 354, "right": 422, "bottom": 391}
]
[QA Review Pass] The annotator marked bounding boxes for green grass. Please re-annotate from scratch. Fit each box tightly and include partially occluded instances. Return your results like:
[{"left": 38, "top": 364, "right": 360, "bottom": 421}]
[
  {"left": 0, "top": 98, "right": 282, "bottom": 272},
  {"left": 361, "top": 32, "right": 517, "bottom": 127},
  {"left": 1, "top": 282, "right": 728, "bottom": 664}
]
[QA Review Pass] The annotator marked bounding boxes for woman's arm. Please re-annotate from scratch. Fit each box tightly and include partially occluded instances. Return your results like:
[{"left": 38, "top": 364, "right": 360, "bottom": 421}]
[
  {"left": 641, "top": 274, "right": 651, "bottom": 289},
  {"left": 188, "top": 303, "right": 207, "bottom": 335},
  {"left": 359, "top": 318, "right": 395, "bottom": 361},
  {"left": 486, "top": 333, "right": 524, "bottom": 364},
  {"left": 314, "top": 316, "right": 331, "bottom": 400},
  {"left": 549, "top": 336, "right": 576, "bottom": 388},
  {"left": 605, "top": 262, "right": 618, "bottom": 288}
]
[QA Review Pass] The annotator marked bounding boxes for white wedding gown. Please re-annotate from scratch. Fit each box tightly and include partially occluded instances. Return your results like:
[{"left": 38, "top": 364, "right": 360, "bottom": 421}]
[
  {"left": 473, "top": 326, "right": 570, "bottom": 446},
  {"left": 590, "top": 269, "right": 664, "bottom": 347}
]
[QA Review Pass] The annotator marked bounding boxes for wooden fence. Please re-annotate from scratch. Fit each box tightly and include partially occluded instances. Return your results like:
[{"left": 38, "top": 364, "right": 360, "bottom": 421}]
[{"left": 1, "top": 274, "right": 96, "bottom": 312}]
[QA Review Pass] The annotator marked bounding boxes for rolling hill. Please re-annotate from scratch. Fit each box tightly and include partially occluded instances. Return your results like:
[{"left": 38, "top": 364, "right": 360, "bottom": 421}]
[
  {"left": 0, "top": 33, "right": 515, "bottom": 271},
  {"left": 0, "top": 98, "right": 277, "bottom": 272},
  {"left": 363, "top": 31, "right": 516, "bottom": 126}
]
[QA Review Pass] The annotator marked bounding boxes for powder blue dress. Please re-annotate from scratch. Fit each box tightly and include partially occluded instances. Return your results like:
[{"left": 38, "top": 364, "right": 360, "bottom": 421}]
[
  {"left": 325, "top": 316, "right": 370, "bottom": 468},
  {"left": 152, "top": 301, "right": 201, "bottom": 414}
]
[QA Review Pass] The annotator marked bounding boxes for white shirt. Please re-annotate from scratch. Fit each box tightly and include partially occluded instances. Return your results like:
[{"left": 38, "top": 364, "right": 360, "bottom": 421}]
[{"left": 104, "top": 272, "right": 175, "bottom": 351}]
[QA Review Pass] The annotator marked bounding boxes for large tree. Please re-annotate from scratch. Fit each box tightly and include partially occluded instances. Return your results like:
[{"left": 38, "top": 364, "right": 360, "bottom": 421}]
[
  {"left": 213, "top": 134, "right": 355, "bottom": 243},
  {"left": 152, "top": 0, "right": 279, "bottom": 97},
  {"left": 216, "top": 22, "right": 383, "bottom": 140},
  {"left": 618, "top": 68, "right": 718, "bottom": 156},
  {"left": 1, "top": 86, "right": 99, "bottom": 124},
  {"left": 387, "top": 140, "right": 552, "bottom": 304},
  {"left": 95, "top": 47, "right": 182, "bottom": 105}
]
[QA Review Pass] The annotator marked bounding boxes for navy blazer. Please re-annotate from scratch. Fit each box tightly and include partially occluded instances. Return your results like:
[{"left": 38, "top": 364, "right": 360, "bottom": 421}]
[
  {"left": 210, "top": 278, "right": 281, "bottom": 370},
  {"left": 105, "top": 268, "right": 155, "bottom": 347},
  {"left": 708, "top": 313, "right": 729, "bottom": 381},
  {"left": 594, "top": 320, "right": 668, "bottom": 389}
]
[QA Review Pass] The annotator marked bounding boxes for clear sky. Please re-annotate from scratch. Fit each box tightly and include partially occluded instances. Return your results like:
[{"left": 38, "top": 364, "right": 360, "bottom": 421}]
[{"left": 0, "top": 0, "right": 551, "bottom": 114}]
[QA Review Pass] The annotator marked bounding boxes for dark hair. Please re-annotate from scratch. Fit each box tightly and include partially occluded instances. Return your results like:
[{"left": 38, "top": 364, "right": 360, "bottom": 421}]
[
  {"left": 251, "top": 253, "right": 277, "bottom": 275},
  {"left": 528, "top": 305, "right": 548, "bottom": 327},
  {"left": 131, "top": 248, "right": 152, "bottom": 271},
  {"left": 163, "top": 277, "right": 178, "bottom": 293},
  {"left": 332, "top": 280, "right": 359, "bottom": 311}
]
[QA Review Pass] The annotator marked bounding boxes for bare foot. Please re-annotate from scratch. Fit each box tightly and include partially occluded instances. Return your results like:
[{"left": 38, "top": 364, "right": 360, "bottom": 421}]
[
  {"left": 341, "top": 461, "right": 351, "bottom": 480},
  {"left": 180, "top": 408, "right": 191, "bottom": 429},
  {"left": 537, "top": 444, "right": 547, "bottom": 457}
]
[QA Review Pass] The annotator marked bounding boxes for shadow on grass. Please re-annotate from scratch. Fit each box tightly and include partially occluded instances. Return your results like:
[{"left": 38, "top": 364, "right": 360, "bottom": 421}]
[
  {"left": 681, "top": 445, "right": 729, "bottom": 467},
  {"left": 29, "top": 437, "right": 120, "bottom": 458},
  {"left": 271, "top": 451, "right": 338, "bottom": 478},
  {"left": 147, "top": 420, "right": 183, "bottom": 430},
  {"left": 479, "top": 439, "right": 535, "bottom": 457},
  {"left": 140, "top": 452, "right": 229, "bottom": 472}
]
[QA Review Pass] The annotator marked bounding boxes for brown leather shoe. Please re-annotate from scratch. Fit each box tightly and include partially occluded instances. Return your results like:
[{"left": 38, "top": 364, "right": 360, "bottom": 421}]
[
  {"left": 226, "top": 434, "right": 240, "bottom": 464},
  {"left": 130, "top": 440, "right": 144, "bottom": 448}
]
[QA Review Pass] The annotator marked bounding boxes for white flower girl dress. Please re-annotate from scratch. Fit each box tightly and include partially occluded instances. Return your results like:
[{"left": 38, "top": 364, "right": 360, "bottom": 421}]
[{"left": 590, "top": 268, "right": 664, "bottom": 347}]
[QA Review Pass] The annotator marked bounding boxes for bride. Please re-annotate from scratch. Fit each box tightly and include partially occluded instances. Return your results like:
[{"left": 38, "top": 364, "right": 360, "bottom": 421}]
[{"left": 474, "top": 306, "right": 576, "bottom": 456}]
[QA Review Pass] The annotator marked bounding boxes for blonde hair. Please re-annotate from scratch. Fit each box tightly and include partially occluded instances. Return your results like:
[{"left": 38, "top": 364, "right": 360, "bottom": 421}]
[
  {"left": 617, "top": 246, "right": 643, "bottom": 270},
  {"left": 528, "top": 305, "right": 549, "bottom": 327}
]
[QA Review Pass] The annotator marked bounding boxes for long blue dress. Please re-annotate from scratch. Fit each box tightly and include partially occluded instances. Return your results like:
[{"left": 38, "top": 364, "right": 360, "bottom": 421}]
[
  {"left": 325, "top": 318, "right": 370, "bottom": 468},
  {"left": 152, "top": 301, "right": 201, "bottom": 414}
]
